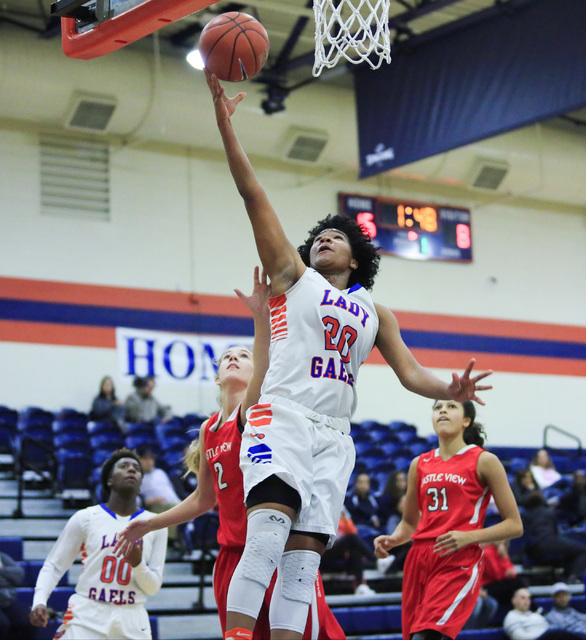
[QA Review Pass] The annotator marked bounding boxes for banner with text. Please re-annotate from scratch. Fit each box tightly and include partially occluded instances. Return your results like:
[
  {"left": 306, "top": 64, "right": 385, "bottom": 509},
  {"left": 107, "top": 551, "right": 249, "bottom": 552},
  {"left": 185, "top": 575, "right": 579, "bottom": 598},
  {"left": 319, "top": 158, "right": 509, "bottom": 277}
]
[{"left": 116, "top": 327, "right": 253, "bottom": 385}]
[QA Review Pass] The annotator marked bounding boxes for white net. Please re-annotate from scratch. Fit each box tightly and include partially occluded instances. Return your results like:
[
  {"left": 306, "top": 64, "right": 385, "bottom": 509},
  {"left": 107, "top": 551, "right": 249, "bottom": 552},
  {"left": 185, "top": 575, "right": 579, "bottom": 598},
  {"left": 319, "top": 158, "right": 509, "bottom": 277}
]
[{"left": 313, "top": 0, "right": 391, "bottom": 77}]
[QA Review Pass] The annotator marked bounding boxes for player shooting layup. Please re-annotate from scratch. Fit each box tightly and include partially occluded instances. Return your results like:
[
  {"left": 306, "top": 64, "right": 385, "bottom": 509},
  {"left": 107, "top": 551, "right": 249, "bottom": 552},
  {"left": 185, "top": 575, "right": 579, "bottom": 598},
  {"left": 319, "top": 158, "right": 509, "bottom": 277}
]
[{"left": 29, "top": 449, "right": 167, "bottom": 639}]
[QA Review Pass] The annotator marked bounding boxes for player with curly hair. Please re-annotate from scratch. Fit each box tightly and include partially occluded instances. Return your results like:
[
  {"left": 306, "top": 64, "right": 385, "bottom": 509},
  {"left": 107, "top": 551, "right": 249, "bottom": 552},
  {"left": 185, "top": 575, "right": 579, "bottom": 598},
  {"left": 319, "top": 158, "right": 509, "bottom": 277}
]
[{"left": 205, "top": 70, "right": 493, "bottom": 640}]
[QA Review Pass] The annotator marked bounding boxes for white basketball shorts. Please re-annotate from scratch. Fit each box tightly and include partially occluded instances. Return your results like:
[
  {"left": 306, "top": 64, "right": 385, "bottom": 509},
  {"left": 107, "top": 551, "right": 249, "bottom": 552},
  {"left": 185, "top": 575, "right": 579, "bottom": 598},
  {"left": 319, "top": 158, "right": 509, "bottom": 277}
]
[
  {"left": 54, "top": 593, "right": 151, "bottom": 639},
  {"left": 242, "top": 395, "right": 355, "bottom": 547}
]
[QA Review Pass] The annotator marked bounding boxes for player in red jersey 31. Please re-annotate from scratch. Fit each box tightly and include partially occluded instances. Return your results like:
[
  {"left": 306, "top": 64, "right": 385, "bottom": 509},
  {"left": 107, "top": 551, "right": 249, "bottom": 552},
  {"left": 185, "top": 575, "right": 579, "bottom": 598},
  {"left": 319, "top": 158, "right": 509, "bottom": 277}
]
[{"left": 374, "top": 400, "right": 523, "bottom": 640}]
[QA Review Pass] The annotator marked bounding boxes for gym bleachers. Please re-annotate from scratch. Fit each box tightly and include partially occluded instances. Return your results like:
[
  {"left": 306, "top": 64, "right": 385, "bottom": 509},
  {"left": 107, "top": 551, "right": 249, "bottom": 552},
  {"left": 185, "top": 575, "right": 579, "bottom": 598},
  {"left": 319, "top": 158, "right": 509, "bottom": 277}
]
[{"left": 1, "top": 404, "right": 585, "bottom": 639}]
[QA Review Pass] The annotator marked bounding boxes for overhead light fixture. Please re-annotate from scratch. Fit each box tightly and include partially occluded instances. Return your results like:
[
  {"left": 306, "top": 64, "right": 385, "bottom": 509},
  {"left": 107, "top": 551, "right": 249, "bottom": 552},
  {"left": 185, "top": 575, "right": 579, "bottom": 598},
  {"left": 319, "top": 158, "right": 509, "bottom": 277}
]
[{"left": 186, "top": 49, "right": 205, "bottom": 70}]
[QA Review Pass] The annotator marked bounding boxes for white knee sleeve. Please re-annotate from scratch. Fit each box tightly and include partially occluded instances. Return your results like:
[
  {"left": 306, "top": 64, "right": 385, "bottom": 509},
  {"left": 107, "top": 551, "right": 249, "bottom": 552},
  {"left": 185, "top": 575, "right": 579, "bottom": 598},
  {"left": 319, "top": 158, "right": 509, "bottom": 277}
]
[
  {"left": 269, "top": 550, "right": 321, "bottom": 634},
  {"left": 226, "top": 509, "right": 291, "bottom": 618}
]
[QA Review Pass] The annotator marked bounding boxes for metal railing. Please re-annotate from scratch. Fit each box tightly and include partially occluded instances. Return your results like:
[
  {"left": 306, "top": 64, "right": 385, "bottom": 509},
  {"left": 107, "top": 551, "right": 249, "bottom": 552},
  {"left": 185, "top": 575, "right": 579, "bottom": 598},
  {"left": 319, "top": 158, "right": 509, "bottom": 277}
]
[{"left": 13, "top": 434, "right": 57, "bottom": 518}]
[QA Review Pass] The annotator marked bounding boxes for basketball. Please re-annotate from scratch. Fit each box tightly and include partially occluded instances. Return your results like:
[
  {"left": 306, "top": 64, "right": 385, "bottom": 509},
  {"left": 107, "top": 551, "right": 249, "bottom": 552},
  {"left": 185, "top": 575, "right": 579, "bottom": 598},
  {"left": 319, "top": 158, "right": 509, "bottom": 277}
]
[{"left": 199, "top": 12, "right": 270, "bottom": 83}]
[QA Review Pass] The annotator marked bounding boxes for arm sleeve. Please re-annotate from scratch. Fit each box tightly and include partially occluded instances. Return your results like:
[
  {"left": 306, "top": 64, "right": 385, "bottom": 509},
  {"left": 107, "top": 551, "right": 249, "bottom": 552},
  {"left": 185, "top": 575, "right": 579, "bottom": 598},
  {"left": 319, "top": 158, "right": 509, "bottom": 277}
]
[
  {"left": 32, "top": 511, "right": 87, "bottom": 609},
  {"left": 132, "top": 527, "right": 168, "bottom": 596}
]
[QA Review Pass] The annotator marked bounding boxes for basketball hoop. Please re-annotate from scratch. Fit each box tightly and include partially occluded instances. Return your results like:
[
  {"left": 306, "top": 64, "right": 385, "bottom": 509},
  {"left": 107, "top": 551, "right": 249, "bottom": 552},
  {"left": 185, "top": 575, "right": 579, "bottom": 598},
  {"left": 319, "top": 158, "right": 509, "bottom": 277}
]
[{"left": 313, "top": 0, "right": 391, "bottom": 77}]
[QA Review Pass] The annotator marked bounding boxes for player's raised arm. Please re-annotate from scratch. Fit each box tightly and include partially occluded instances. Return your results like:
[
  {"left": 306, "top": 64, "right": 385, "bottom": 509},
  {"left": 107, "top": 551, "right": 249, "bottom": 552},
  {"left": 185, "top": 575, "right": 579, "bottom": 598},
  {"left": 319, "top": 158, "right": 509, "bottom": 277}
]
[
  {"left": 114, "top": 432, "right": 216, "bottom": 558},
  {"left": 234, "top": 266, "right": 271, "bottom": 422},
  {"left": 374, "top": 303, "right": 493, "bottom": 404},
  {"left": 205, "top": 70, "right": 304, "bottom": 295}
]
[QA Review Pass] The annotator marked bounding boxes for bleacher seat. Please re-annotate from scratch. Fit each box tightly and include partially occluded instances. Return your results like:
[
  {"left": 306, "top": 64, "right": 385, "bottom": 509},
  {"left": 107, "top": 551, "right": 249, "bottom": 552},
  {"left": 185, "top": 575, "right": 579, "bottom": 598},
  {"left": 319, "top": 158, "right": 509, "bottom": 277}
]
[
  {"left": 90, "top": 432, "right": 125, "bottom": 451},
  {"left": 0, "top": 537, "right": 23, "bottom": 560},
  {"left": 57, "top": 451, "right": 93, "bottom": 491},
  {"left": 54, "top": 431, "right": 89, "bottom": 452},
  {"left": 21, "top": 561, "right": 68, "bottom": 587},
  {"left": 334, "top": 605, "right": 402, "bottom": 634},
  {"left": 16, "top": 586, "right": 75, "bottom": 611}
]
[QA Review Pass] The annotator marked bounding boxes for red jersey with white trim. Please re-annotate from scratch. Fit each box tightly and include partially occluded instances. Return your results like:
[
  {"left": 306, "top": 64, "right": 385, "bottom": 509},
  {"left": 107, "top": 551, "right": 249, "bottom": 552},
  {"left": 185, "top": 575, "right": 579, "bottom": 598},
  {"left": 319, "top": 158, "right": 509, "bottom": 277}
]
[
  {"left": 32, "top": 504, "right": 167, "bottom": 609},
  {"left": 205, "top": 408, "right": 247, "bottom": 548},
  {"left": 413, "top": 444, "right": 491, "bottom": 541},
  {"left": 261, "top": 268, "right": 379, "bottom": 419}
]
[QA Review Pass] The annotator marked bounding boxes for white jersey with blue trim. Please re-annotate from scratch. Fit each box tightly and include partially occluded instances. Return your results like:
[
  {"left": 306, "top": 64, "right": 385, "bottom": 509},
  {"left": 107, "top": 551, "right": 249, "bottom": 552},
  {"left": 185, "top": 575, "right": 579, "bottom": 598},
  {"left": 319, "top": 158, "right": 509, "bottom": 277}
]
[
  {"left": 33, "top": 504, "right": 167, "bottom": 609},
  {"left": 262, "top": 268, "right": 379, "bottom": 419}
]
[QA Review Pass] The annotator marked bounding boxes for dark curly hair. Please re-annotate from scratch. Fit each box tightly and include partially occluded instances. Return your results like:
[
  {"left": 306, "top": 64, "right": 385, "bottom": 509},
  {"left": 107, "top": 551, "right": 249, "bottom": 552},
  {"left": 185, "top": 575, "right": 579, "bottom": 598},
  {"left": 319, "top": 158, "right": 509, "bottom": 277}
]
[
  {"left": 462, "top": 401, "right": 487, "bottom": 447},
  {"left": 297, "top": 214, "right": 380, "bottom": 291},
  {"left": 100, "top": 448, "right": 142, "bottom": 501}
]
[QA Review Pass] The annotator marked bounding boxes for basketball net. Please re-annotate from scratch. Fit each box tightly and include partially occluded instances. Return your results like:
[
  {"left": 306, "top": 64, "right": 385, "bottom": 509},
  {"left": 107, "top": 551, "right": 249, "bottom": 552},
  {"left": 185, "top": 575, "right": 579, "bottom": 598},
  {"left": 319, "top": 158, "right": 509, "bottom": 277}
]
[{"left": 313, "top": 0, "right": 391, "bottom": 77}]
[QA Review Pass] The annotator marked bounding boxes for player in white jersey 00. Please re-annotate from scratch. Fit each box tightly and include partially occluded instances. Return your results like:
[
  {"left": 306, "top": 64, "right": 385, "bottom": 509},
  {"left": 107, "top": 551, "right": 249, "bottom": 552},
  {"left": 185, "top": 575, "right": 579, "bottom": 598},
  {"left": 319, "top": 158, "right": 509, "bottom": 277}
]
[
  {"left": 205, "top": 70, "right": 494, "bottom": 640},
  {"left": 29, "top": 448, "right": 167, "bottom": 639}
]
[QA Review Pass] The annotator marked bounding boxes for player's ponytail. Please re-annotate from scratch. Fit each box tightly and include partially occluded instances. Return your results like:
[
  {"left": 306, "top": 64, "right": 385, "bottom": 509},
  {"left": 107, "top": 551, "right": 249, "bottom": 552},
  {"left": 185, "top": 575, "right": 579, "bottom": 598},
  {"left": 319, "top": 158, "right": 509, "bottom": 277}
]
[
  {"left": 183, "top": 439, "right": 201, "bottom": 478},
  {"left": 462, "top": 400, "right": 486, "bottom": 447}
]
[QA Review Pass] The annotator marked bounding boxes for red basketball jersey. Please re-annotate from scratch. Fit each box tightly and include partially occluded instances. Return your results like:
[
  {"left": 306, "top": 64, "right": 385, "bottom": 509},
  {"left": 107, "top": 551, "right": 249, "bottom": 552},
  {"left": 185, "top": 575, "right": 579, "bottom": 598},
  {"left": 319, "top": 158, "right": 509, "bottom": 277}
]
[
  {"left": 413, "top": 444, "right": 491, "bottom": 541},
  {"left": 204, "top": 408, "right": 247, "bottom": 548}
]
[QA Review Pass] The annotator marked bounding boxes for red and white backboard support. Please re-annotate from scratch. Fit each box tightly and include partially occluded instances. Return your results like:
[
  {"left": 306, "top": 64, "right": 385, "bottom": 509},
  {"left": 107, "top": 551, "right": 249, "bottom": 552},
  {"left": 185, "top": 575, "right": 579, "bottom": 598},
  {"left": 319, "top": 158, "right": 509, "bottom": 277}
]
[{"left": 60, "top": 0, "right": 220, "bottom": 60}]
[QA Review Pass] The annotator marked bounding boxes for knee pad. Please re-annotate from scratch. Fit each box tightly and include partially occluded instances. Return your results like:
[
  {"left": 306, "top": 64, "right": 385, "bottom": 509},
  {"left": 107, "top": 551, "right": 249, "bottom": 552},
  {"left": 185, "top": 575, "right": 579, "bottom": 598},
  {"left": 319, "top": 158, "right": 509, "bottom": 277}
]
[
  {"left": 280, "top": 550, "right": 321, "bottom": 605},
  {"left": 240, "top": 509, "right": 291, "bottom": 588},
  {"left": 269, "top": 550, "right": 321, "bottom": 634}
]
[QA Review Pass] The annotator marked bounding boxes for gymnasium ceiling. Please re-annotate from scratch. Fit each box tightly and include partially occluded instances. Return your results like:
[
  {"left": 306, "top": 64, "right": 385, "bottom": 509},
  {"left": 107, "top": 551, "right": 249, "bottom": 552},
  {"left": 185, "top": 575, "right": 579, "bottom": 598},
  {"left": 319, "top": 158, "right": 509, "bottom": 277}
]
[{"left": 1, "top": 0, "right": 585, "bottom": 125}]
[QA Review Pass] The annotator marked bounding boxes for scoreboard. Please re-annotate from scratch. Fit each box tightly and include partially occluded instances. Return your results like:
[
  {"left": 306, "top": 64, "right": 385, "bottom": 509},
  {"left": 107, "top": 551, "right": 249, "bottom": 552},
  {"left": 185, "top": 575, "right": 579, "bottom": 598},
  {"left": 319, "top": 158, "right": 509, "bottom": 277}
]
[{"left": 339, "top": 193, "right": 473, "bottom": 263}]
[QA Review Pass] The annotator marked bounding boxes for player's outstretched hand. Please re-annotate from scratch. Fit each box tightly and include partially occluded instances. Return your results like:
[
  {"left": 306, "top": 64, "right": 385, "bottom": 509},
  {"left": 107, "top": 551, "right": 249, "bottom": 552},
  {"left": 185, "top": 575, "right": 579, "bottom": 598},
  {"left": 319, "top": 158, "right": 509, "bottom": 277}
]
[
  {"left": 235, "top": 266, "right": 271, "bottom": 317},
  {"left": 374, "top": 534, "right": 399, "bottom": 559},
  {"left": 113, "top": 519, "right": 151, "bottom": 559},
  {"left": 448, "top": 358, "right": 493, "bottom": 405},
  {"left": 204, "top": 69, "right": 246, "bottom": 123},
  {"left": 29, "top": 604, "right": 50, "bottom": 627}
]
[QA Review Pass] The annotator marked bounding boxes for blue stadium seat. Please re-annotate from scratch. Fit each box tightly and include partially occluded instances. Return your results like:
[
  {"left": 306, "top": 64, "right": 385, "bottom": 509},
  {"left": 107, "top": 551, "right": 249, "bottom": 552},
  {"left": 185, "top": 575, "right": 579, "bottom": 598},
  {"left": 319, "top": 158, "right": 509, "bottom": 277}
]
[
  {"left": 125, "top": 433, "right": 157, "bottom": 451},
  {"left": 0, "top": 537, "right": 23, "bottom": 560},
  {"left": 22, "top": 561, "right": 68, "bottom": 587},
  {"left": 57, "top": 451, "right": 93, "bottom": 490},
  {"left": 183, "top": 413, "right": 206, "bottom": 429},
  {"left": 54, "top": 431, "right": 89, "bottom": 452},
  {"left": 92, "top": 448, "right": 115, "bottom": 467},
  {"left": 0, "top": 422, "right": 16, "bottom": 455},
  {"left": 87, "top": 420, "right": 122, "bottom": 435},
  {"left": 90, "top": 432, "right": 124, "bottom": 451},
  {"left": 16, "top": 586, "right": 75, "bottom": 612}
]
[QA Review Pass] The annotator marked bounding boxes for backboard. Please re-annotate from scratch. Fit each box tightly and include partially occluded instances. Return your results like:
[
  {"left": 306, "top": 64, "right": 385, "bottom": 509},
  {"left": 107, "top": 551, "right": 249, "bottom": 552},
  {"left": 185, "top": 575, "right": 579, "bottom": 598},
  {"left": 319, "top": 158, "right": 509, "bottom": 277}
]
[{"left": 52, "top": 0, "right": 220, "bottom": 60}]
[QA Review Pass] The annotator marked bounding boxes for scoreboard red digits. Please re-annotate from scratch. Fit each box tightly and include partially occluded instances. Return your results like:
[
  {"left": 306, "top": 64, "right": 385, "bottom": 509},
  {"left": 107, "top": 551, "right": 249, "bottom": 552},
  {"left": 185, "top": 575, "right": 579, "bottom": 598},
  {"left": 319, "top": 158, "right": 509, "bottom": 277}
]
[{"left": 339, "top": 193, "right": 472, "bottom": 263}]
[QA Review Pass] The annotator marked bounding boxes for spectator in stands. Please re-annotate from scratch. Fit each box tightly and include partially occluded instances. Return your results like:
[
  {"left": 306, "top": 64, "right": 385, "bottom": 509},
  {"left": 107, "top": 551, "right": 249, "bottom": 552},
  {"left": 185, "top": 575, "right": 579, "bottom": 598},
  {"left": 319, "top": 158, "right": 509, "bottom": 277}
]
[
  {"left": 530, "top": 449, "right": 562, "bottom": 490},
  {"left": 522, "top": 491, "right": 586, "bottom": 584},
  {"left": 545, "top": 582, "right": 586, "bottom": 637},
  {"left": 558, "top": 470, "right": 586, "bottom": 527},
  {"left": 463, "top": 586, "right": 499, "bottom": 631},
  {"left": 124, "top": 376, "right": 172, "bottom": 425},
  {"left": 89, "top": 375, "right": 124, "bottom": 426},
  {"left": 29, "top": 449, "right": 167, "bottom": 639},
  {"left": 0, "top": 551, "right": 36, "bottom": 640},
  {"left": 482, "top": 541, "right": 529, "bottom": 607},
  {"left": 381, "top": 494, "right": 411, "bottom": 572},
  {"left": 345, "top": 472, "right": 383, "bottom": 544},
  {"left": 320, "top": 506, "right": 393, "bottom": 596},
  {"left": 512, "top": 467, "right": 541, "bottom": 507},
  {"left": 137, "top": 448, "right": 182, "bottom": 555},
  {"left": 504, "top": 587, "right": 582, "bottom": 639},
  {"left": 378, "top": 469, "right": 407, "bottom": 531}
]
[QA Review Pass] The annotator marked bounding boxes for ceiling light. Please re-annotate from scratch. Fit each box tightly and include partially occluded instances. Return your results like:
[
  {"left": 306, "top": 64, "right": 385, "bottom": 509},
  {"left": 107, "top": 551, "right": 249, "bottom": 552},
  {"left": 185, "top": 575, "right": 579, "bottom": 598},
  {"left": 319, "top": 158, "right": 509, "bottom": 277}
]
[{"left": 186, "top": 49, "right": 205, "bottom": 70}]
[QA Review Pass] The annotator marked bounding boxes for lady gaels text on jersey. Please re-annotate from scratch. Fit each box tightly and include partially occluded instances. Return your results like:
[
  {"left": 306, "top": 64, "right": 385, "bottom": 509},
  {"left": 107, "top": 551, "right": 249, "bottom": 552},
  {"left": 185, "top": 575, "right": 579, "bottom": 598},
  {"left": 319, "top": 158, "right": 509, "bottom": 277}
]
[
  {"left": 261, "top": 269, "right": 379, "bottom": 419},
  {"left": 33, "top": 504, "right": 167, "bottom": 609},
  {"left": 414, "top": 444, "right": 492, "bottom": 541}
]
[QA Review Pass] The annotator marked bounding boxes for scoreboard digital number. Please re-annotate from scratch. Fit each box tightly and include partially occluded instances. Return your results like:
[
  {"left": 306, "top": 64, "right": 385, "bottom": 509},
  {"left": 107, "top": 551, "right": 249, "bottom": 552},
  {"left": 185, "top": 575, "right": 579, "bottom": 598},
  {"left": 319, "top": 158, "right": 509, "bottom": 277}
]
[{"left": 339, "top": 193, "right": 473, "bottom": 262}]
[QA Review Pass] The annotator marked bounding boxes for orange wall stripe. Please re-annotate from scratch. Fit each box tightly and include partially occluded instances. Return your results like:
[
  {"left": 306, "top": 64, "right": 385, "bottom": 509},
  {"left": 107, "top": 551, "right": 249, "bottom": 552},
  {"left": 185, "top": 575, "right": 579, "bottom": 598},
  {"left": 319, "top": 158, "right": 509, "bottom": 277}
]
[{"left": 0, "top": 320, "right": 115, "bottom": 349}]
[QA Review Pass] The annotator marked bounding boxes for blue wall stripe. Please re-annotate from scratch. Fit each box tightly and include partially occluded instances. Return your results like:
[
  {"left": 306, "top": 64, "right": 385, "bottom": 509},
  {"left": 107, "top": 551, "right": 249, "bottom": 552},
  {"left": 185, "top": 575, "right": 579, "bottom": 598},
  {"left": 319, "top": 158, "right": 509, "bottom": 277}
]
[
  {"left": 1, "top": 298, "right": 585, "bottom": 360},
  {"left": 0, "top": 299, "right": 253, "bottom": 337}
]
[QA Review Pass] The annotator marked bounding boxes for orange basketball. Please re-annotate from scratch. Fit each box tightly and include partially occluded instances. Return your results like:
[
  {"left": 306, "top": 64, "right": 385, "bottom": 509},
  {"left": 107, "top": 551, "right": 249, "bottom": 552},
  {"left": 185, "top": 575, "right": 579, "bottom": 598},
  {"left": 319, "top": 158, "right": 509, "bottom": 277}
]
[{"left": 199, "top": 12, "right": 270, "bottom": 82}]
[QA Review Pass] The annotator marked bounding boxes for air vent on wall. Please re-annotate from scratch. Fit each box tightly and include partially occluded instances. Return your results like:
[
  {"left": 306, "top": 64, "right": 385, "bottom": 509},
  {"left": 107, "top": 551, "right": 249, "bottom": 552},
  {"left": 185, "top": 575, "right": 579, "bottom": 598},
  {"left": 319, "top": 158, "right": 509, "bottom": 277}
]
[
  {"left": 282, "top": 128, "right": 329, "bottom": 164},
  {"left": 469, "top": 159, "right": 510, "bottom": 191},
  {"left": 40, "top": 132, "right": 110, "bottom": 219},
  {"left": 64, "top": 94, "right": 117, "bottom": 133}
]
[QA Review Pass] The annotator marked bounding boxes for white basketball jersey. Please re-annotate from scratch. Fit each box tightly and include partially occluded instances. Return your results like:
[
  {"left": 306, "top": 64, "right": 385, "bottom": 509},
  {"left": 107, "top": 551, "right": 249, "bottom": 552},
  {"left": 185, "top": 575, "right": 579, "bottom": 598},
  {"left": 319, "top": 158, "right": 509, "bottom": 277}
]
[
  {"left": 33, "top": 504, "right": 167, "bottom": 609},
  {"left": 261, "top": 268, "right": 379, "bottom": 418}
]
